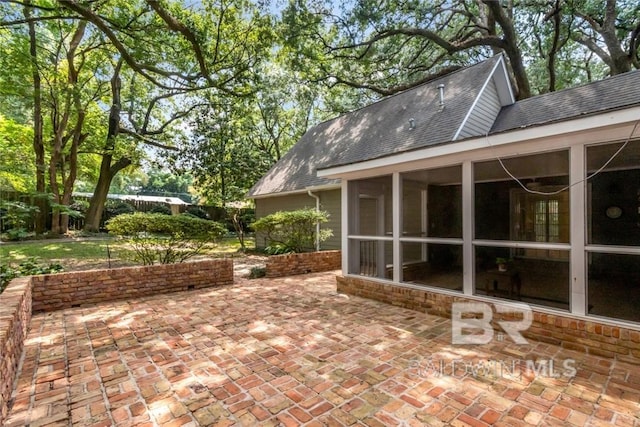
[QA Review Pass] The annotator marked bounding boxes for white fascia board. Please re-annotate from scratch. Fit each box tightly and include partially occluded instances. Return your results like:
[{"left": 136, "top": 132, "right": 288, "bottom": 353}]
[
  {"left": 495, "top": 56, "right": 516, "bottom": 105},
  {"left": 249, "top": 184, "right": 341, "bottom": 200},
  {"left": 318, "top": 105, "right": 640, "bottom": 179},
  {"left": 452, "top": 56, "right": 505, "bottom": 141}
]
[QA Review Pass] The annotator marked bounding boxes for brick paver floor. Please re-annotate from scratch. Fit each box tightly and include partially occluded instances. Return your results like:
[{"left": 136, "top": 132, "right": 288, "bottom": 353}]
[{"left": 5, "top": 272, "right": 640, "bottom": 426}]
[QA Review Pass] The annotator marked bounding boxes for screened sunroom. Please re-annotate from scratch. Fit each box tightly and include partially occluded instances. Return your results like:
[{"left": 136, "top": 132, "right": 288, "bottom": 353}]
[
  {"left": 340, "top": 134, "right": 640, "bottom": 324},
  {"left": 244, "top": 55, "right": 640, "bottom": 327}
]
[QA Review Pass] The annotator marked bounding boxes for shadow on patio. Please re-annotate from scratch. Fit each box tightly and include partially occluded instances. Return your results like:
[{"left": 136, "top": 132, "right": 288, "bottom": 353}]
[{"left": 6, "top": 272, "right": 640, "bottom": 426}]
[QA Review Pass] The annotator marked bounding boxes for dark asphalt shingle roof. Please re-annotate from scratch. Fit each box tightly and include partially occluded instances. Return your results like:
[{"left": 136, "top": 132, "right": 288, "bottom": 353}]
[
  {"left": 491, "top": 69, "right": 640, "bottom": 133},
  {"left": 248, "top": 62, "right": 640, "bottom": 198},
  {"left": 248, "top": 56, "right": 502, "bottom": 197}
]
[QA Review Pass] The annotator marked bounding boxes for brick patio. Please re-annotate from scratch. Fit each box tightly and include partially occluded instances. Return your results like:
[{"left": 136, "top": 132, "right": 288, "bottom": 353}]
[{"left": 5, "top": 272, "right": 640, "bottom": 426}]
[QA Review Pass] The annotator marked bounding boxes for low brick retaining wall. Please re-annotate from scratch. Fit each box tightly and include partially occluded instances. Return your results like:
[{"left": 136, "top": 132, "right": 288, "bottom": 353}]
[
  {"left": 0, "top": 259, "right": 233, "bottom": 424},
  {"left": 0, "top": 278, "right": 32, "bottom": 425},
  {"left": 337, "top": 275, "right": 640, "bottom": 362},
  {"left": 265, "top": 250, "right": 341, "bottom": 278},
  {"left": 31, "top": 259, "right": 233, "bottom": 312}
]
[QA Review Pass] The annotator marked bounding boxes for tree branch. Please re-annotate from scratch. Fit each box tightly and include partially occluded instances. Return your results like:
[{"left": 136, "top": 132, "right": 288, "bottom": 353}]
[
  {"left": 0, "top": 15, "right": 80, "bottom": 26},
  {"left": 118, "top": 127, "right": 179, "bottom": 151},
  {"left": 334, "top": 27, "right": 506, "bottom": 56},
  {"left": 331, "top": 65, "right": 462, "bottom": 96},
  {"left": 142, "top": 103, "right": 208, "bottom": 136},
  {"left": 146, "top": 0, "right": 212, "bottom": 85},
  {"left": 57, "top": 0, "right": 198, "bottom": 89},
  {"left": 109, "top": 157, "right": 132, "bottom": 176},
  {"left": 572, "top": 31, "right": 613, "bottom": 69}
]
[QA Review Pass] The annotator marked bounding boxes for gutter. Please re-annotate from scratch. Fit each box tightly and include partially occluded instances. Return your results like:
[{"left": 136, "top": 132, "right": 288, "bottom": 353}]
[
  {"left": 307, "top": 190, "right": 321, "bottom": 251},
  {"left": 248, "top": 183, "right": 341, "bottom": 200}
]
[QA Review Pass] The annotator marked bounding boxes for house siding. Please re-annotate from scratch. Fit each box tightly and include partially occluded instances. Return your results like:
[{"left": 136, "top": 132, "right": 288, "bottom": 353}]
[
  {"left": 457, "top": 78, "right": 501, "bottom": 139},
  {"left": 254, "top": 190, "right": 341, "bottom": 250}
]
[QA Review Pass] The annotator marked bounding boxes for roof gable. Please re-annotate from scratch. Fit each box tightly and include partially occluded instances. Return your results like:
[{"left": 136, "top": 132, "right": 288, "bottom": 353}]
[
  {"left": 248, "top": 55, "right": 509, "bottom": 197},
  {"left": 454, "top": 57, "right": 515, "bottom": 140}
]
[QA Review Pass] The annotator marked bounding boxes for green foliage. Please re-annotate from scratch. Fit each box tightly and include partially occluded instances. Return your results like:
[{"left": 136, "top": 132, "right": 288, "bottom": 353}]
[
  {"left": 264, "top": 244, "right": 295, "bottom": 255},
  {"left": 252, "top": 208, "right": 332, "bottom": 253},
  {"left": 0, "top": 258, "right": 64, "bottom": 294},
  {"left": 106, "top": 212, "right": 226, "bottom": 265},
  {"left": 186, "top": 100, "right": 272, "bottom": 206},
  {"left": 248, "top": 266, "right": 266, "bottom": 279},
  {"left": 281, "top": 0, "right": 639, "bottom": 102},
  {"left": 185, "top": 206, "right": 209, "bottom": 219},
  {"left": 50, "top": 201, "right": 84, "bottom": 219},
  {"left": 0, "top": 115, "right": 34, "bottom": 192},
  {"left": 70, "top": 199, "right": 90, "bottom": 213},
  {"left": 138, "top": 167, "right": 195, "bottom": 203},
  {"left": 104, "top": 201, "right": 136, "bottom": 220},
  {"left": 15, "top": 257, "right": 64, "bottom": 276},
  {"left": 0, "top": 264, "right": 17, "bottom": 294},
  {"left": 149, "top": 204, "right": 172, "bottom": 215},
  {"left": 226, "top": 207, "right": 254, "bottom": 252},
  {"left": 0, "top": 200, "right": 39, "bottom": 241}
]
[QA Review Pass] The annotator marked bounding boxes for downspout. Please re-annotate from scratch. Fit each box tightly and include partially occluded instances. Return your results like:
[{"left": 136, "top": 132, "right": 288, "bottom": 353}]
[{"left": 307, "top": 190, "right": 321, "bottom": 251}]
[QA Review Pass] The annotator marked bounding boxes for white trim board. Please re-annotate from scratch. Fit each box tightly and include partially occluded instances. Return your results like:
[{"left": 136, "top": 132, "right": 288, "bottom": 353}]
[{"left": 318, "top": 106, "right": 640, "bottom": 180}]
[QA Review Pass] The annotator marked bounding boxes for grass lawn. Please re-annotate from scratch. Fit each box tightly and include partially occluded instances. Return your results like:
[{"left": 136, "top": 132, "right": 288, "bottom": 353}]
[
  {"left": 2, "top": 238, "right": 118, "bottom": 262},
  {"left": 0, "top": 235, "right": 255, "bottom": 271}
]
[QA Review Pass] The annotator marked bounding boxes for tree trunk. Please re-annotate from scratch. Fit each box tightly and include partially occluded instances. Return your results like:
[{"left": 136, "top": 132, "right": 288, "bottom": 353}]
[
  {"left": 49, "top": 142, "right": 63, "bottom": 234},
  {"left": 484, "top": 0, "right": 531, "bottom": 99},
  {"left": 59, "top": 118, "right": 85, "bottom": 234},
  {"left": 24, "top": 1, "right": 47, "bottom": 234},
  {"left": 601, "top": 0, "right": 631, "bottom": 75},
  {"left": 546, "top": 0, "right": 563, "bottom": 93},
  {"left": 84, "top": 60, "right": 131, "bottom": 232},
  {"left": 84, "top": 156, "right": 132, "bottom": 232},
  {"left": 47, "top": 22, "right": 86, "bottom": 235}
]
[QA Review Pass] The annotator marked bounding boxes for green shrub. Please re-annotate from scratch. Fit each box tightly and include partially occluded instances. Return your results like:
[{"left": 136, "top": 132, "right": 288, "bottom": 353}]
[
  {"left": 264, "top": 244, "right": 294, "bottom": 255},
  {"left": 106, "top": 212, "right": 226, "bottom": 265},
  {"left": 149, "top": 204, "right": 172, "bottom": 215},
  {"left": 0, "top": 264, "right": 17, "bottom": 293},
  {"left": 17, "top": 257, "right": 64, "bottom": 275},
  {"left": 248, "top": 266, "right": 266, "bottom": 279},
  {"left": 1, "top": 258, "right": 64, "bottom": 294},
  {"left": 104, "top": 200, "right": 136, "bottom": 220},
  {"left": 252, "top": 208, "right": 332, "bottom": 253},
  {"left": 70, "top": 199, "right": 90, "bottom": 213},
  {"left": 185, "top": 206, "right": 209, "bottom": 219},
  {"left": 0, "top": 200, "right": 38, "bottom": 241}
]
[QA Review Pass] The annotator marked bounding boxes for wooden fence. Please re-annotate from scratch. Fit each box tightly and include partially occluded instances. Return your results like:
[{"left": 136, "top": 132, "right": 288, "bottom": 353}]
[{"left": 1, "top": 191, "right": 254, "bottom": 233}]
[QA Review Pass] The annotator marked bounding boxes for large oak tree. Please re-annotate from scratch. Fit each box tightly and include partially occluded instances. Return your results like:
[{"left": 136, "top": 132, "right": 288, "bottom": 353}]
[{"left": 282, "top": 0, "right": 639, "bottom": 100}]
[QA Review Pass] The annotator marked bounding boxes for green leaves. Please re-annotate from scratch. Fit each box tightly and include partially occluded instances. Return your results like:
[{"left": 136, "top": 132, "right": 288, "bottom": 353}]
[
  {"left": 281, "top": 0, "right": 639, "bottom": 102},
  {"left": 105, "top": 212, "right": 227, "bottom": 264},
  {"left": 0, "top": 258, "right": 64, "bottom": 294},
  {"left": 0, "top": 115, "right": 34, "bottom": 192},
  {"left": 252, "top": 208, "right": 332, "bottom": 253}
]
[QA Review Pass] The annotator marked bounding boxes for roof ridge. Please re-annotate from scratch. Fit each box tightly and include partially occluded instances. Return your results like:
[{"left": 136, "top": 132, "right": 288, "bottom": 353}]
[{"left": 311, "top": 55, "right": 503, "bottom": 129}]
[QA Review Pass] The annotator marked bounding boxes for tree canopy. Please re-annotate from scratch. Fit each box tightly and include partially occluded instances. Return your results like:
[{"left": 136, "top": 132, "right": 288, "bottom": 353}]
[
  {"left": 281, "top": 0, "right": 639, "bottom": 100},
  {"left": 1, "top": 0, "right": 638, "bottom": 234}
]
